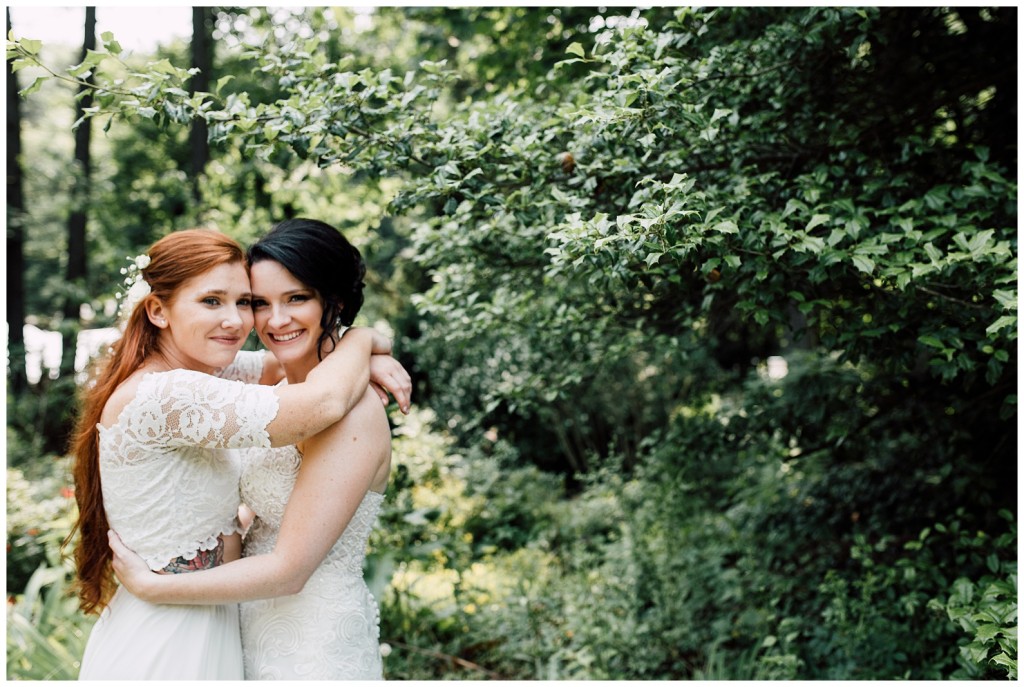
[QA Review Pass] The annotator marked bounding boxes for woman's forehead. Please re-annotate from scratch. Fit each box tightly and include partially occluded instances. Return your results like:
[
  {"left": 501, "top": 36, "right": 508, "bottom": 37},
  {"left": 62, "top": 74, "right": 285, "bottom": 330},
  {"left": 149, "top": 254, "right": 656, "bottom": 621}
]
[
  {"left": 250, "top": 260, "right": 307, "bottom": 291},
  {"left": 179, "top": 261, "right": 251, "bottom": 294}
]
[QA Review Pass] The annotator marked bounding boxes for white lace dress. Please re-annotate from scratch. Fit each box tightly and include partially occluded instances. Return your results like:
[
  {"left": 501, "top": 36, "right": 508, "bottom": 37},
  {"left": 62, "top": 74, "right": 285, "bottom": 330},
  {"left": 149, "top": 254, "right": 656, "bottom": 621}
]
[
  {"left": 78, "top": 352, "right": 275, "bottom": 681},
  {"left": 239, "top": 442, "right": 385, "bottom": 680}
]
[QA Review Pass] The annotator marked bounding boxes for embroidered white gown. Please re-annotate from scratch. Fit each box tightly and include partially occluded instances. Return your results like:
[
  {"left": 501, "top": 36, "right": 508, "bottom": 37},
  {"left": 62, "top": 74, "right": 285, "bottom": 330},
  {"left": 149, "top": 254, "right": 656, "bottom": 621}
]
[
  {"left": 78, "top": 352, "right": 275, "bottom": 681},
  {"left": 239, "top": 441, "right": 385, "bottom": 680}
]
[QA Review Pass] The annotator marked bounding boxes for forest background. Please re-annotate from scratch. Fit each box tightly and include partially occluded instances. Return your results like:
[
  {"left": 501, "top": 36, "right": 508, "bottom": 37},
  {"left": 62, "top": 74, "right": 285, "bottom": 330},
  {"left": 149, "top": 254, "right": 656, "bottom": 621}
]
[{"left": 5, "top": 5, "right": 1017, "bottom": 680}]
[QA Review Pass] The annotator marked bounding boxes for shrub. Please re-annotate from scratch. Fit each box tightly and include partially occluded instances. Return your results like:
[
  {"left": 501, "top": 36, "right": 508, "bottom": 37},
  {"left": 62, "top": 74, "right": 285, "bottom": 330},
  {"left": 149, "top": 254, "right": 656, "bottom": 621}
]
[
  {"left": 6, "top": 459, "right": 76, "bottom": 594},
  {"left": 7, "top": 563, "right": 95, "bottom": 680},
  {"left": 6, "top": 456, "right": 94, "bottom": 680},
  {"left": 928, "top": 510, "right": 1017, "bottom": 680}
]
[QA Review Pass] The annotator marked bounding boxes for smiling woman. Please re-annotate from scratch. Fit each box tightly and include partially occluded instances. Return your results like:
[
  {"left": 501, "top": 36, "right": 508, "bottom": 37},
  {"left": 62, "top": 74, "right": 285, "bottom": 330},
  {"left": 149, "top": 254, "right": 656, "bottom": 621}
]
[
  {"left": 108, "top": 219, "right": 394, "bottom": 680},
  {"left": 141, "top": 261, "right": 254, "bottom": 376},
  {"left": 66, "top": 228, "right": 410, "bottom": 679}
]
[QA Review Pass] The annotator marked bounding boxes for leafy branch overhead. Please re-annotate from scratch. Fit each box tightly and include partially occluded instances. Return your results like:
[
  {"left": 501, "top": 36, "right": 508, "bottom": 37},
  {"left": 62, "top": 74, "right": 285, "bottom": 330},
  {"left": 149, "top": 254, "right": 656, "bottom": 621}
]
[{"left": 8, "top": 6, "right": 1016, "bottom": 415}]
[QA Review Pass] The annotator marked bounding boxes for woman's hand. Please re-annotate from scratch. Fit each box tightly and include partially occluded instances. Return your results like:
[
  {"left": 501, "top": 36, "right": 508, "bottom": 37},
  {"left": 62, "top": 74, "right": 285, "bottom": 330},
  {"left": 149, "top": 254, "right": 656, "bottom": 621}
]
[
  {"left": 369, "top": 354, "right": 412, "bottom": 414},
  {"left": 325, "top": 327, "right": 411, "bottom": 413},
  {"left": 367, "top": 328, "right": 394, "bottom": 357},
  {"left": 108, "top": 529, "right": 157, "bottom": 601}
]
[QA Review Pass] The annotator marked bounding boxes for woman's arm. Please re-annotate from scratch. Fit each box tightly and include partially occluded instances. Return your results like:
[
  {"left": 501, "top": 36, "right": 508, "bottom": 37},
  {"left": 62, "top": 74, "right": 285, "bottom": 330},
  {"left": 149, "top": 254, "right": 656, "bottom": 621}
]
[
  {"left": 265, "top": 327, "right": 408, "bottom": 447},
  {"left": 111, "top": 388, "right": 391, "bottom": 603},
  {"left": 260, "top": 345, "right": 410, "bottom": 406}
]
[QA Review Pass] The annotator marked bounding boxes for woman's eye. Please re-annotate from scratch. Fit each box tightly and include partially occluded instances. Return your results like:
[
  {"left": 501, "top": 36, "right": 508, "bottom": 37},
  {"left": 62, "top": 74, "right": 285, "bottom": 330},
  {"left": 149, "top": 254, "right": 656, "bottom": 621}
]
[
  {"left": 251, "top": 299, "right": 268, "bottom": 309},
  {"left": 237, "top": 298, "right": 252, "bottom": 307},
  {"left": 202, "top": 297, "right": 220, "bottom": 306},
  {"left": 290, "top": 294, "right": 309, "bottom": 303}
]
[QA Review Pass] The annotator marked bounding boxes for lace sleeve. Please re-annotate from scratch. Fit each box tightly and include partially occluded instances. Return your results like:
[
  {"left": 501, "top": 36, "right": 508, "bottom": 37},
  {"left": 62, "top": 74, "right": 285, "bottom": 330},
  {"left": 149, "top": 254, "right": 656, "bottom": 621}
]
[
  {"left": 218, "top": 350, "right": 266, "bottom": 383},
  {"left": 128, "top": 370, "right": 280, "bottom": 450}
]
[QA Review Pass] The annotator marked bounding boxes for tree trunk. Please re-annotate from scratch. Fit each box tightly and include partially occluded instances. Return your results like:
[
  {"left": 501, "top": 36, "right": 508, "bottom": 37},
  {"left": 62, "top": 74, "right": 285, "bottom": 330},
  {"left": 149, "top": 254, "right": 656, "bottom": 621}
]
[
  {"left": 6, "top": 7, "right": 28, "bottom": 394},
  {"left": 190, "top": 6, "right": 213, "bottom": 205},
  {"left": 60, "top": 6, "right": 96, "bottom": 377}
]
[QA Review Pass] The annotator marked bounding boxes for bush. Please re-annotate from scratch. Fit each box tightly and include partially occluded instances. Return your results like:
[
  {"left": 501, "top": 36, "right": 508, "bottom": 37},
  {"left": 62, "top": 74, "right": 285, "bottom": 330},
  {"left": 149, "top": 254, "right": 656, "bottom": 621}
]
[
  {"left": 6, "top": 456, "right": 94, "bottom": 681},
  {"left": 7, "top": 563, "right": 96, "bottom": 680},
  {"left": 6, "top": 459, "right": 76, "bottom": 594},
  {"left": 928, "top": 510, "right": 1017, "bottom": 680}
]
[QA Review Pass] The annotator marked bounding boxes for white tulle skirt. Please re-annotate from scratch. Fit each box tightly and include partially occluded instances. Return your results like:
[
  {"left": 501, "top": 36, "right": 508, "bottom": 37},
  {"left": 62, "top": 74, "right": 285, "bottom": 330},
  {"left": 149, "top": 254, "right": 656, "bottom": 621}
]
[{"left": 78, "top": 586, "right": 243, "bottom": 680}]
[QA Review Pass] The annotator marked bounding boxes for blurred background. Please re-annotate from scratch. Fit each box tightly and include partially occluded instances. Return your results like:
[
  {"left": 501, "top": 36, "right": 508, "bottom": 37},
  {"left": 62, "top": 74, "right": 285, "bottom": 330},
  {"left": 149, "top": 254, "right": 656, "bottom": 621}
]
[{"left": 5, "top": 6, "right": 1017, "bottom": 680}]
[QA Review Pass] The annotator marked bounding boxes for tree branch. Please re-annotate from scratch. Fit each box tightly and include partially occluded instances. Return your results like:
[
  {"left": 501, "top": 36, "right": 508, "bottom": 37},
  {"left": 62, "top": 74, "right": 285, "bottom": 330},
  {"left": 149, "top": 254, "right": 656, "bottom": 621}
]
[{"left": 383, "top": 639, "right": 505, "bottom": 679}]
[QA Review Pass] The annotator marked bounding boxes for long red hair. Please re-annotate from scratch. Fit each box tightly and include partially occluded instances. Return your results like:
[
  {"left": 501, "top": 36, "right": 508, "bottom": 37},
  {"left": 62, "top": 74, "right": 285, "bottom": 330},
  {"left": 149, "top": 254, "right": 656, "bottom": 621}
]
[{"left": 64, "top": 229, "right": 247, "bottom": 614}]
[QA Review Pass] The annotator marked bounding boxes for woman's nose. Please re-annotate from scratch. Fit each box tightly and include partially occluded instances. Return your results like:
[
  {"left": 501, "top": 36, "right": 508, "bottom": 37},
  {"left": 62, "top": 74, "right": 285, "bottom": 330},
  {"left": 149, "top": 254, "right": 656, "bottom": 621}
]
[
  {"left": 268, "top": 305, "right": 289, "bottom": 328},
  {"left": 222, "top": 308, "right": 243, "bottom": 329}
]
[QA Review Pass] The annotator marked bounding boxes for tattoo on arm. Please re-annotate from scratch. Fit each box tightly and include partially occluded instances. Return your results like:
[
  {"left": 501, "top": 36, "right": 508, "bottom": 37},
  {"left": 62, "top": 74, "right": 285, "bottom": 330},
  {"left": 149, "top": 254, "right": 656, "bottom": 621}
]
[{"left": 158, "top": 537, "right": 225, "bottom": 574}]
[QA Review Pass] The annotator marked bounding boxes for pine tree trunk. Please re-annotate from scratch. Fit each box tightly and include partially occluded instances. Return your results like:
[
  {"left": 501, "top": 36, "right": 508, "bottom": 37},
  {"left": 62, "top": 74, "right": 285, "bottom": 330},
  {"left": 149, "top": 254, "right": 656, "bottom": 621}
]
[
  {"left": 190, "top": 6, "right": 213, "bottom": 205},
  {"left": 60, "top": 6, "right": 96, "bottom": 377},
  {"left": 6, "top": 7, "right": 28, "bottom": 394}
]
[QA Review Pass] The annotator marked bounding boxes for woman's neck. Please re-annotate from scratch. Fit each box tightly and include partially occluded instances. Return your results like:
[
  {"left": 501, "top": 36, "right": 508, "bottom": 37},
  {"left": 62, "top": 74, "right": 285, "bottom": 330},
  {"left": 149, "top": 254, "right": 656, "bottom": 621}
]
[
  {"left": 282, "top": 334, "right": 340, "bottom": 385},
  {"left": 283, "top": 358, "right": 316, "bottom": 385}
]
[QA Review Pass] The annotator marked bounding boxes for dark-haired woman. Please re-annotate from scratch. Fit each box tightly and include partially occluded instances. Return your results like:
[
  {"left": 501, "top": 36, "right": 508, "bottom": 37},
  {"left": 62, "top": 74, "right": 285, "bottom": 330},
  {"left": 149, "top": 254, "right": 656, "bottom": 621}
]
[
  {"left": 73, "top": 229, "right": 410, "bottom": 680},
  {"left": 110, "top": 219, "right": 395, "bottom": 679}
]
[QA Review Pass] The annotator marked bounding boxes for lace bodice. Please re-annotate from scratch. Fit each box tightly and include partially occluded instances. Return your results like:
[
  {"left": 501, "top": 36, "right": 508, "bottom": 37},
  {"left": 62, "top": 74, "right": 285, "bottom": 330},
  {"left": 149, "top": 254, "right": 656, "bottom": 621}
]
[
  {"left": 239, "top": 444, "right": 385, "bottom": 679},
  {"left": 241, "top": 445, "right": 384, "bottom": 573},
  {"left": 99, "top": 352, "right": 279, "bottom": 570}
]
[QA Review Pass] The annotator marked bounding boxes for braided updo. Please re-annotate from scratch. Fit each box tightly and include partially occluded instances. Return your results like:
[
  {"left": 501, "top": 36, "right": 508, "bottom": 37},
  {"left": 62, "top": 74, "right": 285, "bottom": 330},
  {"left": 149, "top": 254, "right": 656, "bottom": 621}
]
[{"left": 247, "top": 218, "right": 366, "bottom": 360}]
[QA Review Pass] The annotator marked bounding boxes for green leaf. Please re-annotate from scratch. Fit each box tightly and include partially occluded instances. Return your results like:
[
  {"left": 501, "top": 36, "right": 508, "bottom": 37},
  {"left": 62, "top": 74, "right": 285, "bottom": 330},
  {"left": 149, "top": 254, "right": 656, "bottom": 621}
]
[
  {"left": 918, "top": 335, "right": 945, "bottom": 349},
  {"left": 710, "top": 107, "right": 732, "bottom": 124},
  {"left": 851, "top": 254, "right": 875, "bottom": 274},
  {"left": 967, "top": 229, "right": 995, "bottom": 256},
  {"left": 992, "top": 289, "right": 1017, "bottom": 310},
  {"left": 826, "top": 229, "right": 846, "bottom": 247},
  {"left": 19, "top": 38, "right": 43, "bottom": 55},
  {"left": 18, "top": 76, "right": 45, "bottom": 97},
  {"left": 215, "top": 74, "right": 234, "bottom": 95},
  {"left": 644, "top": 252, "right": 663, "bottom": 267},
  {"left": 975, "top": 622, "right": 1002, "bottom": 643},
  {"left": 989, "top": 653, "right": 1016, "bottom": 672},
  {"left": 961, "top": 640, "right": 990, "bottom": 664},
  {"left": 985, "top": 315, "right": 1016, "bottom": 337},
  {"left": 9, "top": 58, "right": 36, "bottom": 73},
  {"left": 149, "top": 58, "right": 180, "bottom": 76},
  {"left": 101, "top": 32, "right": 122, "bottom": 55},
  {"left": 565, "top": 42, "right": 585, "bottom": 58},
  {"left": 800, "top": 235, "right": 826, "bottom": 253},
  {"left": 806, "top": 213, "right": 830, "bottom": 232},
  {"left": 68, "top": 49, "right": 108, "bottom": 77},
  {"left": 924, "top": 242, "right": 943, "bottom": 263}
]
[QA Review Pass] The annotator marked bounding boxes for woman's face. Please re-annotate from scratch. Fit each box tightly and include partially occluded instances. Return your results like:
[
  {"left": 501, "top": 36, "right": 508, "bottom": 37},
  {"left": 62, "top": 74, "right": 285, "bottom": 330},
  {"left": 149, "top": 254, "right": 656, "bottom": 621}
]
[
  {"left": 250, "top": 259, "right": 326, "bottom": 369},
  {"left": 153, "top": 261, "right": 254, "bottom": 374}
]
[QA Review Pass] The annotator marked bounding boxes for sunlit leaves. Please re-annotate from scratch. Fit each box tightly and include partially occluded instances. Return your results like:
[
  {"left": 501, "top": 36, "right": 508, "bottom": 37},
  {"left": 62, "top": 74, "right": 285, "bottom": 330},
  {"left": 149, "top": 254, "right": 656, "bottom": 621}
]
[{"left": 7, "top": 5, "right": 1016, "bottom": 424}]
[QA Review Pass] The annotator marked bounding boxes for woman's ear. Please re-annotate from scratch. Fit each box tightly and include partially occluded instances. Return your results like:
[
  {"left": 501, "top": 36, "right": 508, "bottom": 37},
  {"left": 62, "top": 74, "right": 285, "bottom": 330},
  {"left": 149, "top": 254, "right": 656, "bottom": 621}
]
[{"left": 145, "top": 298, "right": 169, "bottom": 329}]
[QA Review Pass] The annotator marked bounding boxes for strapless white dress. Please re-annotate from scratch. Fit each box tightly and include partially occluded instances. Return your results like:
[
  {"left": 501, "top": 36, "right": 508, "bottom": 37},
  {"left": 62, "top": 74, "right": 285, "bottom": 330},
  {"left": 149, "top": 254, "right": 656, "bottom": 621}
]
[{"left": 239, "top": 443, "right": 385, "bottom": 680}]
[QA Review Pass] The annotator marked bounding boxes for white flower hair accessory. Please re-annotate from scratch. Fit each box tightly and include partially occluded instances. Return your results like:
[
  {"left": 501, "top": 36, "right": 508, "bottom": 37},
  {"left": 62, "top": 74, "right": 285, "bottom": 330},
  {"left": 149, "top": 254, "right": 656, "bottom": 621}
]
[{"left": 115, "top": 253, "right": 152, "bottom": 321}]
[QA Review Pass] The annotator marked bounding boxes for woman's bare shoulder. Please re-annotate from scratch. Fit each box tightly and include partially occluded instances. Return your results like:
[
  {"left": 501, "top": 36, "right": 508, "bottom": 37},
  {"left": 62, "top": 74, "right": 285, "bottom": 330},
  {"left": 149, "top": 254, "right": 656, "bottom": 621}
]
[
  {"left": 306, "top": 388, "right": 391, "bottom": 457},
  {"left": 98, "top": 368, "right": 159, "bottom": 429}
]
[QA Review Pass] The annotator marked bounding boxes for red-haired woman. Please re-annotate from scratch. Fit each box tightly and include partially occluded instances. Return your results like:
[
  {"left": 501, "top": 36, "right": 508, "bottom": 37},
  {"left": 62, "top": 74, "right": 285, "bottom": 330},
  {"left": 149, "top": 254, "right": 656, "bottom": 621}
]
[{"left": 70, "top": 229, "right": 410, "bottom": 680}]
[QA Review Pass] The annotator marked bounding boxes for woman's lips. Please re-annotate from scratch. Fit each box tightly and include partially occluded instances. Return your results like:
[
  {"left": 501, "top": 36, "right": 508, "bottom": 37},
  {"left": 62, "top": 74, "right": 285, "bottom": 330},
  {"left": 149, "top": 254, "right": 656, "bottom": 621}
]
[{"left": 268, "top": 330, "right": 304, "bottom": 343}]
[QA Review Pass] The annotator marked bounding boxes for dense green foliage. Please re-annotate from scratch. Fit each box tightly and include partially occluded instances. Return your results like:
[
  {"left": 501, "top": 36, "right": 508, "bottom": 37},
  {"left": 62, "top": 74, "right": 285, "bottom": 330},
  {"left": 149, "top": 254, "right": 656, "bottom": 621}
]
[{"left": 7, "top": 6, "right": 1016, "bottom": 680}]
